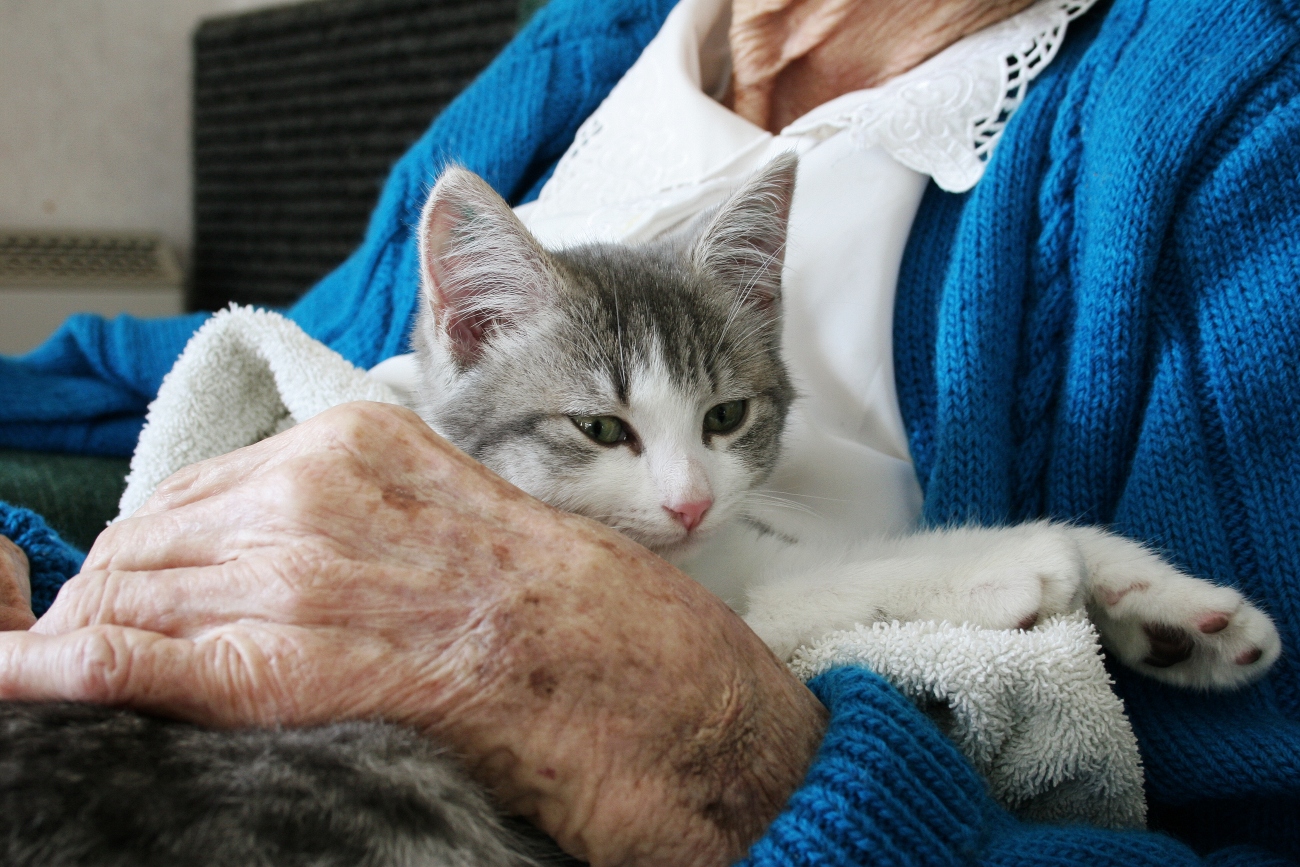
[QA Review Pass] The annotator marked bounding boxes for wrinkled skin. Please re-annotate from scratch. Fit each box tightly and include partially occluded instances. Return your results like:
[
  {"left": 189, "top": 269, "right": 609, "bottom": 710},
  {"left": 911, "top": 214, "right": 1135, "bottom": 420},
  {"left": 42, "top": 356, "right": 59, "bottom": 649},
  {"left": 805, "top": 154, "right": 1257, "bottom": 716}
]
[
  {"left": 728, "top": 0, "right": 1038, "bottom": 131},
  {"left": 0, "top": 402, "right": 827, "bottom": 867},
  {"left": 0, "top": 536, "right": 35, "bottom": 631}
]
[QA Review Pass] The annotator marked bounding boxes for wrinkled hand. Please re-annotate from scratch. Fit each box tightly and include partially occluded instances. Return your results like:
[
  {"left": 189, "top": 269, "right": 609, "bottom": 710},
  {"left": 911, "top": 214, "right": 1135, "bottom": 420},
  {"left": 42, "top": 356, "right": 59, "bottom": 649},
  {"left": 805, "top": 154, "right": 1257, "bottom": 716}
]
[
  {"left": 0, "top": 536, "right": 35, "bottom": 631},
  {"left": 0, "top": 402, "right": 825, "bottom": 866}
]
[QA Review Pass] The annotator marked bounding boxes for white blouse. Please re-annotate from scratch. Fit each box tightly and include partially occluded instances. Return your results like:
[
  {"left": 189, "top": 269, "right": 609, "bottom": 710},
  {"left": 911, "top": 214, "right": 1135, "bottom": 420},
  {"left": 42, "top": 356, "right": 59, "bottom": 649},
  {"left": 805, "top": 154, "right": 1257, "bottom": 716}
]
[{"left": 376, "top": 0, "right": 1096, "bottom": 552}]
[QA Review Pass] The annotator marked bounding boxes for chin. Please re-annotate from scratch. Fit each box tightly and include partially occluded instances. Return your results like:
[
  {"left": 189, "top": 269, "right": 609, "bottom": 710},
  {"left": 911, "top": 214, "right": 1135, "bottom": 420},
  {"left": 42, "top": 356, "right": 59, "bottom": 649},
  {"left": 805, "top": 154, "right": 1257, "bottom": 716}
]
[{"left": 637, "top": 529, "right": 714, "bottom": 564}]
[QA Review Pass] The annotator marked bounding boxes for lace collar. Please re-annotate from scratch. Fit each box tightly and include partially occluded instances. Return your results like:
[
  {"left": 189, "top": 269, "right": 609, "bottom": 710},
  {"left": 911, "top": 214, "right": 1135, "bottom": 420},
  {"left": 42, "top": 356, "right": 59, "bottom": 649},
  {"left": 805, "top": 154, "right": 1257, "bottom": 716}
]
[
  {"left": 530, "top": 0, "right": 1098, "bottom": 238},
  {"left": 785, "top": 0, "right": 1098, "bottom": 191}
]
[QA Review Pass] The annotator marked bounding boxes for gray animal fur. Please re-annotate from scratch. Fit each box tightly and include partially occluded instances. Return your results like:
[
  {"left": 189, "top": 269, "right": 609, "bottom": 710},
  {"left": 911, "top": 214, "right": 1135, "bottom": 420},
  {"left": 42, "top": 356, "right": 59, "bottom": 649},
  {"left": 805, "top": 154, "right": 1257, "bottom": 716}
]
[
  {"left": 0, "top": 156, "right": 799, "bottom": 866},
  {"left": 411, "top": 154, "right": 796, "bottom": 559},
  {"left": 0, "top": 702, "right": 563, "bottom": 867}
]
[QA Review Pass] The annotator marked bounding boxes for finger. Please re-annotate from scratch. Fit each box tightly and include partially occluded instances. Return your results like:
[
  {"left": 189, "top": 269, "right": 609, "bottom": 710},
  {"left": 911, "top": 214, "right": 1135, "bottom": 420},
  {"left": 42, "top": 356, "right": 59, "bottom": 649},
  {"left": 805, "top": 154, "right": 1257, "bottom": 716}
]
[
  {"left": 34, "top": 561, "right": 272, "bottom": 636},
  {"left": 128, "top": 402, "right": 428, "bottom": 522},
  {"left": 85, "top": 486, "right": 273, "bottom": 574},
  {"left": 0, "top": 626, "right": 245, "bottom": 725}
]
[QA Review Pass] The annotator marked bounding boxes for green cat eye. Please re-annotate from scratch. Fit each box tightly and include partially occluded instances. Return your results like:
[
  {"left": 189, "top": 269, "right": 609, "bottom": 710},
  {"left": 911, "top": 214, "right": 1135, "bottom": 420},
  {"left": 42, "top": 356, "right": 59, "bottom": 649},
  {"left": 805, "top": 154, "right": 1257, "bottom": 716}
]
[
  {"left": 572, "top": 415, "right": 629, "bottom": 445},
  {"left": 704, "top": 400, "right": 747, "bottom": 435}
]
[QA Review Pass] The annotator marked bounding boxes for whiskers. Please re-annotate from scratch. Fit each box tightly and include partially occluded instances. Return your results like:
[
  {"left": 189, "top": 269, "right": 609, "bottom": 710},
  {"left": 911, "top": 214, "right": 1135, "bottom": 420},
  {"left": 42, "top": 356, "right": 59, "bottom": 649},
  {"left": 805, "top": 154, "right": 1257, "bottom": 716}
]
[{"left": 742, "top": 489, "right": 822, "bottom": 520}]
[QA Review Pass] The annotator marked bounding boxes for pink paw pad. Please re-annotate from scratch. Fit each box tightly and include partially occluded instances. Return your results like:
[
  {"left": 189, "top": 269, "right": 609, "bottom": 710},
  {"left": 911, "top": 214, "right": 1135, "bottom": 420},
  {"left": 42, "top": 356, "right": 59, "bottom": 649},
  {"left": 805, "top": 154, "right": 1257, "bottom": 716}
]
[
  {"left": 1236, "top": 647, "right": 1263, "bottom": 666},
  {"left": 1196, "top": 612, "right": 1231, "bottom": 634},
  {"left": 1098, "top": 581, "right": 1150, "bottom": 607}
]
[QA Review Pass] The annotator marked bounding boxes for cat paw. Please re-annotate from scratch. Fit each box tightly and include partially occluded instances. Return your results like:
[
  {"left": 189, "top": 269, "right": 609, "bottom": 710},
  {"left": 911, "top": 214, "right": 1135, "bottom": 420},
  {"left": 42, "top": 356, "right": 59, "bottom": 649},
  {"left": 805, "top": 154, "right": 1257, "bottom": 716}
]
[{"left": 1075, "top": 530, "right": 1280, "bottom": 689}]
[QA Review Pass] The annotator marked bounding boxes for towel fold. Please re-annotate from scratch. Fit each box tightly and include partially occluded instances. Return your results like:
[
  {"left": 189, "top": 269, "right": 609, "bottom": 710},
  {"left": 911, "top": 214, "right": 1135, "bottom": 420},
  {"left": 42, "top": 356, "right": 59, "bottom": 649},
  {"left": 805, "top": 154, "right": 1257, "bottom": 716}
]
[
  {"left": 789, "top": 613, "right": 1145, "bottom": 829},
  {"left": 117, "top": 306, "right": 401, "bottom": 520}
]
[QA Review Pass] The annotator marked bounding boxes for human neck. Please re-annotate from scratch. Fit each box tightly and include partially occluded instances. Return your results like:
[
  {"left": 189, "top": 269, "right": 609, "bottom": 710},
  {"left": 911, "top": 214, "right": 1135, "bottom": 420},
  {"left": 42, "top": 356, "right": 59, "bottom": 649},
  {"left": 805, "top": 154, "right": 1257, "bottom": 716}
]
[{"left": 727, "top": 0, "right": 1040, "bottom": 131}]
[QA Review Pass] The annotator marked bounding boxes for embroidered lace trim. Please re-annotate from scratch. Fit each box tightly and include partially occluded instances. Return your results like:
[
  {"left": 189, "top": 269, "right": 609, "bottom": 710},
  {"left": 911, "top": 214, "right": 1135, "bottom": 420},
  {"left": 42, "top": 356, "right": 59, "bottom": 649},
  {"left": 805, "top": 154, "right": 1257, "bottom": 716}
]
[
  {"left": 784, "top": 0, "right": 1096, "bottom": 191},
  {"left": 534, "top": 0, "right": 1097, "bottom": 229}
]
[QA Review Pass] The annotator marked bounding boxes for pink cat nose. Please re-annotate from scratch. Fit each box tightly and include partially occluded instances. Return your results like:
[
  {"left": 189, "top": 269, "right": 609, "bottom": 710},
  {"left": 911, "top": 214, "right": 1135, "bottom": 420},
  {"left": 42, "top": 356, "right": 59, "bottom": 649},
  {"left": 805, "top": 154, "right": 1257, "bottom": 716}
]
[{"left": 665, "top": 499, "right": 712, "bottom": 532}]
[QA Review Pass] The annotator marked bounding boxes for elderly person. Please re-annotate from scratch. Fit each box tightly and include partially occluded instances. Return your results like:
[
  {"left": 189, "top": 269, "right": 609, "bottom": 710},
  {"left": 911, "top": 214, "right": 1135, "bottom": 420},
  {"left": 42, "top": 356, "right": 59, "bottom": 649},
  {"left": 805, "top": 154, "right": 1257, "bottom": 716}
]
[{"left": 1, "top": 0, "right": 1298, "bottom": 864}]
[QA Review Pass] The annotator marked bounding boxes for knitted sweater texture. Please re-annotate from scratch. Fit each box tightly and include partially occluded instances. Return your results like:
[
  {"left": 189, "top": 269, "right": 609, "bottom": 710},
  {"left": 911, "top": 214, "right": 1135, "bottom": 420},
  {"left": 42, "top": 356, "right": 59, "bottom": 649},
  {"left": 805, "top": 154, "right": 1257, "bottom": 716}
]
[{"left": 3, "top": 0, "right": 1299, "bottom": 862}]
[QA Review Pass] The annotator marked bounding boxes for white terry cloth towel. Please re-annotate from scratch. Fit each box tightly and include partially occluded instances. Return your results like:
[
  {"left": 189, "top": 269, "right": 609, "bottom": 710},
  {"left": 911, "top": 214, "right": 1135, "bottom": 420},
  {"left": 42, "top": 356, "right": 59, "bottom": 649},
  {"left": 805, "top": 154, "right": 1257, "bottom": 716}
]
[
  {"left": 117, "top": 306, "right": 403, "bottom": 520},
  {"left": 788, "top": 612, "right": 1146, "bottom": 829}
]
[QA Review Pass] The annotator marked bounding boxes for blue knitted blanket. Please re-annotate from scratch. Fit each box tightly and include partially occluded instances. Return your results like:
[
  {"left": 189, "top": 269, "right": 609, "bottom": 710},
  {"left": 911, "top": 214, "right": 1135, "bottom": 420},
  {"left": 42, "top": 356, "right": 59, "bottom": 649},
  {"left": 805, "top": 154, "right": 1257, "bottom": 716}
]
[
  {"left": 3, "top": 0, "right": 1299, "bottom": 862},
  {"left": 0, "top": 0, "right": 669, "bottom": 456}
]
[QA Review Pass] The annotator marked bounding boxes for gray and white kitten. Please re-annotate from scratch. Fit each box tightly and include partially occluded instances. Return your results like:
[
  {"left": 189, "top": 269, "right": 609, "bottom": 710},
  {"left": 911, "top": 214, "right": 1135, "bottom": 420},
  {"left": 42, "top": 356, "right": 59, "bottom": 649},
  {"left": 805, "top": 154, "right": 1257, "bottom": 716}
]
[
  {"left": 410, "top": 154, "right": 1280, "bottom": 692},
  {"left": 0, "top": 156, "right": 1279, "bottom": 866}
]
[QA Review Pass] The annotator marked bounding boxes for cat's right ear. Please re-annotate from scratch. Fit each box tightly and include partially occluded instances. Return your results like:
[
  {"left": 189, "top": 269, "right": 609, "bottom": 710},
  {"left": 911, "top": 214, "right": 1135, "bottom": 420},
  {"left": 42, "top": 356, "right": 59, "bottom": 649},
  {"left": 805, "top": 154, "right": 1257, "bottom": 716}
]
[
  {"left": 417, "top": 166, "right": 555, "bottom": 367},
  {"left": 688, "top": 152, "right": 797, "bottom": 318}
]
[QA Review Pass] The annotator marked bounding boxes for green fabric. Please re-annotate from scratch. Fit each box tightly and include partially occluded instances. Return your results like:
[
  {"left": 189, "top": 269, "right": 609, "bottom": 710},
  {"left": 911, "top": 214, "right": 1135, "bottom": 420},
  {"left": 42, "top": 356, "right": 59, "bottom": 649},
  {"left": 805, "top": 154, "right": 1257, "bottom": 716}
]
[
  {"left": 516, "top": 0, "right": 549, "bottom": 28},
  {"left": 0, "top": 450, "right": 128, "bottom": 552}
]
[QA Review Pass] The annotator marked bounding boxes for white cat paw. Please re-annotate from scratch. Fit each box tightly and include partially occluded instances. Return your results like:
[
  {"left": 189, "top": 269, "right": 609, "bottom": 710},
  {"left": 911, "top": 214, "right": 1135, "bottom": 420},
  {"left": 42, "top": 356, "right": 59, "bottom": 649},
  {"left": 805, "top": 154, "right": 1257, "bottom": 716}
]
[
  {"left": 1072, "top": 528, "right": 1280, "bottom": 689},
  {"left": 1086, "top": 573, "right": 1279, "bottom": 689}
]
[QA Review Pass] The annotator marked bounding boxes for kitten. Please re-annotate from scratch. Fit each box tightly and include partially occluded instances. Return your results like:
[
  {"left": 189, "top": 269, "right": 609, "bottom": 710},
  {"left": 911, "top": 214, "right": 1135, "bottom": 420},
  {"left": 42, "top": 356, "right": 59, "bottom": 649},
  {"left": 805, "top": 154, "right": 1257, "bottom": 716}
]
[
  {"left": 0, "top": 156, "right": 1279, "bottom": 866},
  {"left": 411, "top": 154, "right": 1280, "bottom": 691}
]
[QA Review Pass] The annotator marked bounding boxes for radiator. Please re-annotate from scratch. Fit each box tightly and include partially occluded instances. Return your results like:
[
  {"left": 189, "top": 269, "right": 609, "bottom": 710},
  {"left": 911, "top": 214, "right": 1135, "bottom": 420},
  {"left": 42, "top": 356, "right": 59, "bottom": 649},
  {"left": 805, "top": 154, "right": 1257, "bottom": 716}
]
[{"left": 191, "top": 0, "right": 518, "bottom": 312}]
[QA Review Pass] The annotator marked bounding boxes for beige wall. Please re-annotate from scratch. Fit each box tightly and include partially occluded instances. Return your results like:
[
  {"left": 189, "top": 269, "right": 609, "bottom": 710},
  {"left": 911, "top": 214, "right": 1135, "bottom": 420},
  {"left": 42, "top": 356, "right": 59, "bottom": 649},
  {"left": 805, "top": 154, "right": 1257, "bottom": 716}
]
[{"left": 0, "top": 0, "right": 293, "bottom": 269}]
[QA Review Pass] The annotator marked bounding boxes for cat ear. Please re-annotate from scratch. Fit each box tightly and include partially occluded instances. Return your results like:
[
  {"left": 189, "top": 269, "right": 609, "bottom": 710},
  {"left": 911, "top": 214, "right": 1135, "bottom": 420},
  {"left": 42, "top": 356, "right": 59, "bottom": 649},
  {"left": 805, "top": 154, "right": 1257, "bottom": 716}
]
[
  {"left": 417, "top": 165, "right": 555, "bottom": 366},
  {"left": 688, "top": 152, "right": 797, "bottom": 317}
]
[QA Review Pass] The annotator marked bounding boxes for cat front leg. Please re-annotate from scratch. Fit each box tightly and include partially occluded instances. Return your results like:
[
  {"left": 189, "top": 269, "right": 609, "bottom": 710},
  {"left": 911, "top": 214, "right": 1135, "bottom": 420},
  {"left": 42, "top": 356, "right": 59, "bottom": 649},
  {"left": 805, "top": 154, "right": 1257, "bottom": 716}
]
[
  {"left": 743, "top": 522, "right": 1089, "bottom": 660},
  {"left": 744, "top": 521, "right": 1281, "bottom": 688},
  {"left": 1068, "top": 526, "right": 1280, "bottom": 689}
]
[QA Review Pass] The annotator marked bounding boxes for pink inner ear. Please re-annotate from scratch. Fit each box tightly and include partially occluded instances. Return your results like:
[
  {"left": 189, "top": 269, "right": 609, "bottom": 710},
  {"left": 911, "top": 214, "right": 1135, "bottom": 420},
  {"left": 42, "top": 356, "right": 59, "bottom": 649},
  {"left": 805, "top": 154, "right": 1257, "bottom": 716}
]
[
  {"left": 421, "top": 199, "right": 487, "bottom": 361},
  {"left": 445, "top": 309, "right": 492, "bottom": 357},
  {"left": 418, "top": 168, "right": 552, "bottom": 365},
  {"left": 421, "top": 202, "right": 459, "bottom": 307}
]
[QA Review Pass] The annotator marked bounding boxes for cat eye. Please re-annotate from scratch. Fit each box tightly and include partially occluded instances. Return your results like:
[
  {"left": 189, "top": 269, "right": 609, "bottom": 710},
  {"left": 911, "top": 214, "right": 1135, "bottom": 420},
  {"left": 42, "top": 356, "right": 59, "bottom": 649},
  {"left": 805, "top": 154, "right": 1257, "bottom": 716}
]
[
  {"left": 703, "top": 400, "right": 747, "bottom": 435},
  {"left": 571, "top": 415, "right": 631, "bottom": 446}
]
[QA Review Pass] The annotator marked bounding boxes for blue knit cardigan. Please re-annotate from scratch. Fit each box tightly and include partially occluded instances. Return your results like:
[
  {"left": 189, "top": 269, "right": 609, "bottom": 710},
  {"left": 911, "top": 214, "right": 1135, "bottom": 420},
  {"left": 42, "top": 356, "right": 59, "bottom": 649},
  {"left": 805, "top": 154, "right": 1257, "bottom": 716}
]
[{"left": 3, "top": 0, "right": 1299, "bottom": 862}]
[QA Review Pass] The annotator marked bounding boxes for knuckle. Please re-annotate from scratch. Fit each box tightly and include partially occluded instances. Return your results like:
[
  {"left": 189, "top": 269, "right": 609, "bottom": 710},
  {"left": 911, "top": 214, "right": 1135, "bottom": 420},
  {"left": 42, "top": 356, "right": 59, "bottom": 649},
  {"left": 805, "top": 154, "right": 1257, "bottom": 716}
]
[
  {"left": 261, "top": 458, "right": 347, "bottom": 521},
  {"left": 42, "top": 572, "right": 103, "bottom": 628},
  {"left": 148, "top": 462, "right": 205, "bottom": 508},
  {"left": 71, "top": 627, "right": 138, "bottom": 702},
  {"left": 314, "top": 401, "right": 388, "bottom": 442},
  {"left": 315, "top": 401, "right": 428, "bottom": 452}
]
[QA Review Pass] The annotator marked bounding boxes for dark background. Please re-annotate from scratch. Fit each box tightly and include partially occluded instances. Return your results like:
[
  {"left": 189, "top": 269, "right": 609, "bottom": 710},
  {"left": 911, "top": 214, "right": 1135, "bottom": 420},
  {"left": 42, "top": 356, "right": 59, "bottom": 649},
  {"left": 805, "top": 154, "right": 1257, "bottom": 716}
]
[{"left": 190, "top": 0, "right": 520, "bottom": 311}]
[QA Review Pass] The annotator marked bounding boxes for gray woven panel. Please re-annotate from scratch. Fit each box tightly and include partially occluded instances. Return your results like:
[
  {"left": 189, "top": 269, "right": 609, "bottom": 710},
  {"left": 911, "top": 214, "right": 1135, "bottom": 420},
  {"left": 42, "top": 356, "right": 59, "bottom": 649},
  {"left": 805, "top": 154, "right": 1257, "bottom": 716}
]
[{"left": 192, "top": 0, "right": 517, "bottom": 310}]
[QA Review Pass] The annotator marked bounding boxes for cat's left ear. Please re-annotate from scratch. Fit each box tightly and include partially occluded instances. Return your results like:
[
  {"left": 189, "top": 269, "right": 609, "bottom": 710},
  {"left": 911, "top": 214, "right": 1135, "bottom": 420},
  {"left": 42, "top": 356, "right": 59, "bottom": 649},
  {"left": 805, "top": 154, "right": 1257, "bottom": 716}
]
[
  {"left": 416, "top": 165, "right": 556, "bottom": 366},
  {"left": 689, "top": 152, "right": 797, "bottom": 317}
]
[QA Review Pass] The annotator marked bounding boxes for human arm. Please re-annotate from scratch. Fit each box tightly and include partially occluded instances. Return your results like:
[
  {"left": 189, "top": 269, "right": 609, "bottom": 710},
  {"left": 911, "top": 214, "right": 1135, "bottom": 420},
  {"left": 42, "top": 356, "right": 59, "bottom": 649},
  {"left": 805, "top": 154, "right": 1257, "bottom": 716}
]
[{"left": 0, "top": 402, "right": 826, "bottom": 867}]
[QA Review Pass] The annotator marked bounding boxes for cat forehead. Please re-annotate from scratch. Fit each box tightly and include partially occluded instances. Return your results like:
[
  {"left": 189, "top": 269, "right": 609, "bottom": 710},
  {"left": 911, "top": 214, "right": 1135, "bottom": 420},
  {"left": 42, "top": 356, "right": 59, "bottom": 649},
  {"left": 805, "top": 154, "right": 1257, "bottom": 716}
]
[{"left": 546, "top": 244, "right": 779, "bottom": 391}]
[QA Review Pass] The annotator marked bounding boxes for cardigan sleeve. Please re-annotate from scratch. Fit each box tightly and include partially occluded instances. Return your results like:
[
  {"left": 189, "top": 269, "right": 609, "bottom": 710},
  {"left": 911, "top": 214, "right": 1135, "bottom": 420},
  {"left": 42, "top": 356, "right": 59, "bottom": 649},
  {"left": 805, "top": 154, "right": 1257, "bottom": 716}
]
[{"left": 741, "top": 666, "right": 1290, "bottom": 867}]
